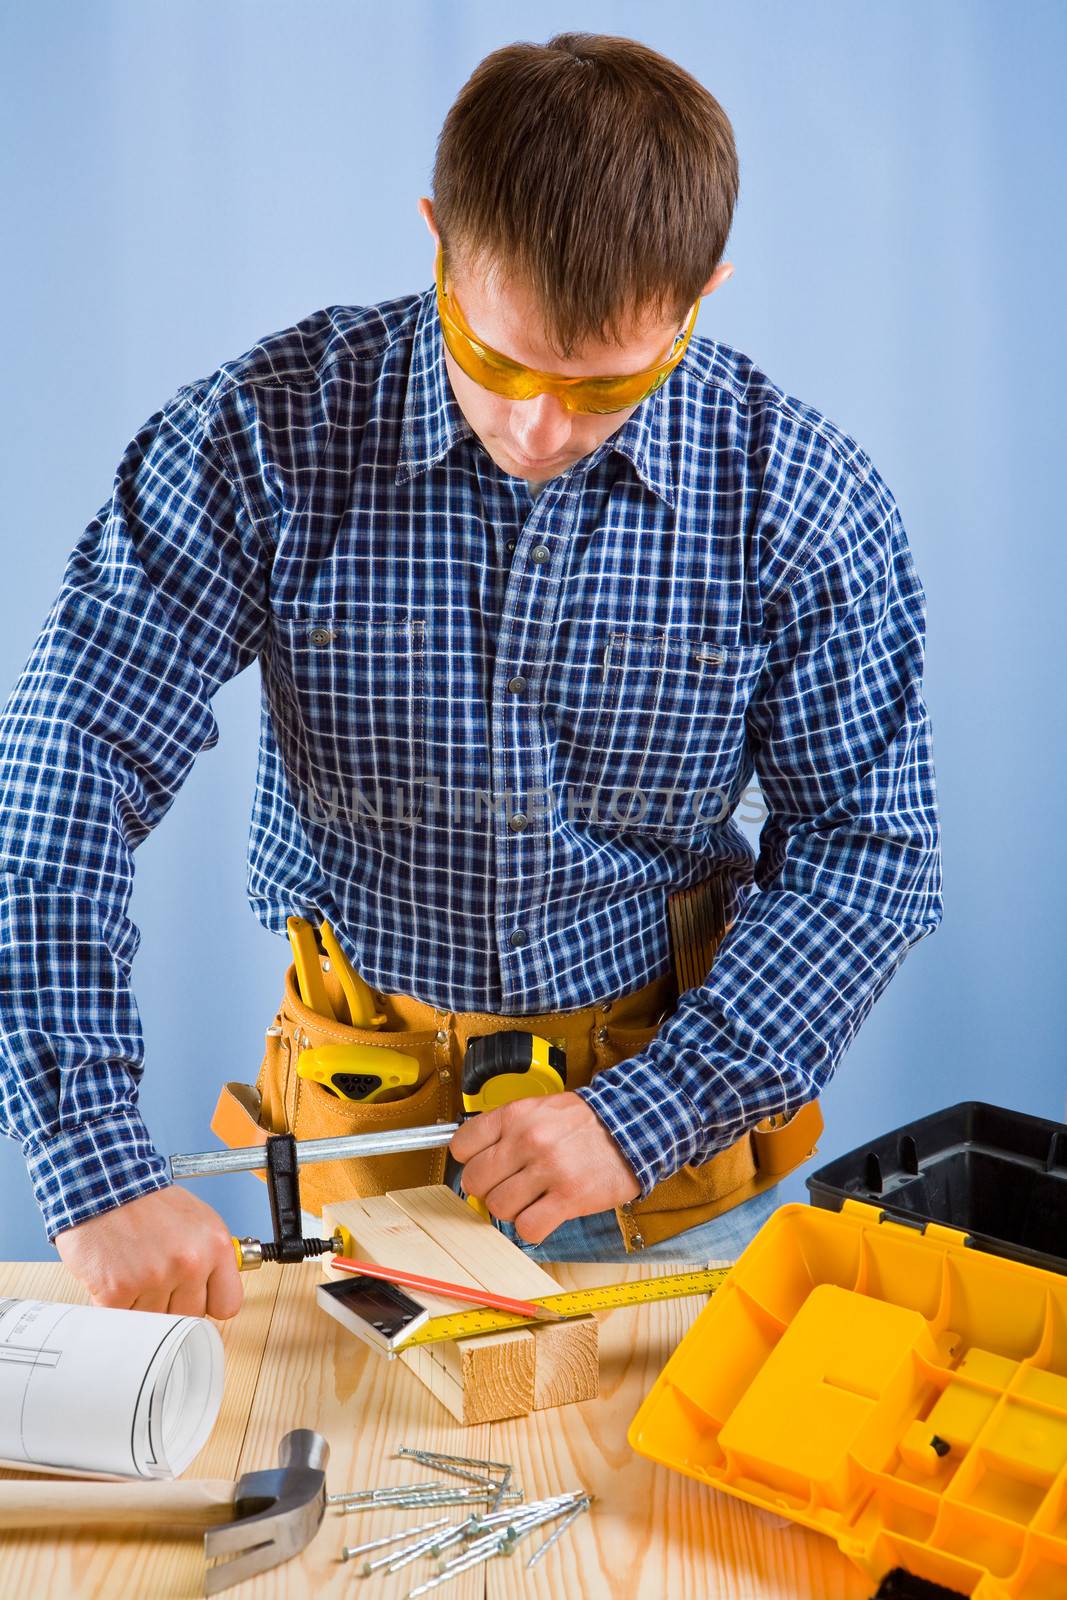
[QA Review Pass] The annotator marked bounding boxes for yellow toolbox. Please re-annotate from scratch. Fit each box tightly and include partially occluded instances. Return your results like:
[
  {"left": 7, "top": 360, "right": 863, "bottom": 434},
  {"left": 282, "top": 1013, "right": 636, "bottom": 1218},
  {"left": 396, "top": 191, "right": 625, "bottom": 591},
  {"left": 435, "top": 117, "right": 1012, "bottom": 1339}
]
[{"left": 628, "top": 1102, "right": 1067, "bottom": 1599}]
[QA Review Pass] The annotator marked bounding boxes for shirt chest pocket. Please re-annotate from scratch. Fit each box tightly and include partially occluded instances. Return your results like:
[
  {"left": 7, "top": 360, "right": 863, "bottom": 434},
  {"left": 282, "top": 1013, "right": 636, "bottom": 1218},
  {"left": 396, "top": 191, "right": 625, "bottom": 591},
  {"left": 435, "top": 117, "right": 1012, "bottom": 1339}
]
[
  {"left": 271, "top": 614, "right": 427, "bottom": 831},
  {"left": 552, "top": 626, "right": 768, "bottom": 843}
]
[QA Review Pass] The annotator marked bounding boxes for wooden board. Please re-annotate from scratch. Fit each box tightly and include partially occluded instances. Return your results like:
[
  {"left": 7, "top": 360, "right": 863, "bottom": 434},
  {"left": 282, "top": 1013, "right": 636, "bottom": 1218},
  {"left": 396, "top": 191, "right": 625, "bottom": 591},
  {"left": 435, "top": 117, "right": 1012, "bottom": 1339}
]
[
  {"left": 0, "top": 1258, "right": 873, "bottom": 1598},
  {"left": 0, "top": 1260, "right": 281, "bottom": 1599},
  {"left": 386, "top": 1186, "right": 599, "bottom": 1413},
  {"left": 322, "top": 1186, "right": 597, "bottom": 1424}
]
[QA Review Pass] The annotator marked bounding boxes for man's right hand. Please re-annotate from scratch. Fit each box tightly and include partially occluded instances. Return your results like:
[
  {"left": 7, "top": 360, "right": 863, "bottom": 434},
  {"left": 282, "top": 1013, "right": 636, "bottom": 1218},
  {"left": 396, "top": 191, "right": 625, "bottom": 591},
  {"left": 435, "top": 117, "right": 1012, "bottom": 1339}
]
[{"left": 53, "top": 1185, "right": 244, "bottom": 1320}]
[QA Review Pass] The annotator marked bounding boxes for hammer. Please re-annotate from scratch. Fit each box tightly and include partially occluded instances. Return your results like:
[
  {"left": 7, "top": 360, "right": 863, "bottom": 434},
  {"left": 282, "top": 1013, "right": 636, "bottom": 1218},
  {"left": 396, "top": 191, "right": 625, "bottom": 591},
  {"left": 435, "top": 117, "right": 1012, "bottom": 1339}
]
[{"left": 0, "top": 1428, "right": 328, "bottom": 1595}]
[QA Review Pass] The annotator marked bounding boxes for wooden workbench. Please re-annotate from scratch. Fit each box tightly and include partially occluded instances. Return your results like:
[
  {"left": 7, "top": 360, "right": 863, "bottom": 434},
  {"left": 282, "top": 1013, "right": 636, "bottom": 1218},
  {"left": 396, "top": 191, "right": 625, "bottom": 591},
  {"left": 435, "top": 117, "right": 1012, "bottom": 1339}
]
[{"left": 0, "top": 1257, "right": 870, "bottom": 1598}]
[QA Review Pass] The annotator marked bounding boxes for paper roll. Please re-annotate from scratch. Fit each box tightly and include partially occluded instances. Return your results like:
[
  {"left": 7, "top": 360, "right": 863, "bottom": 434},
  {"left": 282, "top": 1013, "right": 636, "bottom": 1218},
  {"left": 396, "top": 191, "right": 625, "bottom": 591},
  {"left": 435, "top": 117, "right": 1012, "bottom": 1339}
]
[{"left": 0, "top": 1298, "right": 225, "bottom": 1479}]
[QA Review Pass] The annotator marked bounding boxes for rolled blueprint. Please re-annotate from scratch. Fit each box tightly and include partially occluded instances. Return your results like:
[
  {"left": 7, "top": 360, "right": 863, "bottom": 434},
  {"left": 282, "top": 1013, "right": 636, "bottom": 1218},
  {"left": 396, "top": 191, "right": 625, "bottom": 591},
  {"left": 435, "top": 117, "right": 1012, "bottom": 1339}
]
[{"left": 0, "top": 1297, "right": 224, "bottom": 1479}]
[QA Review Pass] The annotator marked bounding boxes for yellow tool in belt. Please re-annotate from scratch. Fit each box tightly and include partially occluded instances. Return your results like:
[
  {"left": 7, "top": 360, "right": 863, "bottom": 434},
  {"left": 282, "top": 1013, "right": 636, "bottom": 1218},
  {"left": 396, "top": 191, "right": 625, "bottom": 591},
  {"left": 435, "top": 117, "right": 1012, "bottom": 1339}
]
[
  {"left": 286, "top": 914, "right": 387, "bottom": 1028},
  {"left": 297, "top": 1042, "right": 420, "bottom": 1104},
  {"left": 460, "top": 1031, "right": 567, "bottom": 1220},
  {"left": 316, "top": 917, "right": 385, "bottom": 1028},
  {"left": 287, "top": 913, "right": 418, "bottom": 1103},
  {"left": 286, "top": 914, "right": 335, "bottom": 1019}
]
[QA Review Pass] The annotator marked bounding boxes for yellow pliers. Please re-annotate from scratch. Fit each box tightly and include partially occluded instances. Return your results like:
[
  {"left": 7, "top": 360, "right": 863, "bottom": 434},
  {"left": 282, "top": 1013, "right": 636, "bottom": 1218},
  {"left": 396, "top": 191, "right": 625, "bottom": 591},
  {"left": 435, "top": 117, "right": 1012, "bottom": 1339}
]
[{"left": 286, "top": 914, "right": 386, "bottom": 1028}]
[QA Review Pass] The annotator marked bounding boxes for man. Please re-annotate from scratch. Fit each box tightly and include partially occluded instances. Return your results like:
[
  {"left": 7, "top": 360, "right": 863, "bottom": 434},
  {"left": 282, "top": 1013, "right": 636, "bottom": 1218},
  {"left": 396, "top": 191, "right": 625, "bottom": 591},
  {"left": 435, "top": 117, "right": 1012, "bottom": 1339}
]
[{"left": 0, "top": 33, "right": 941, "bottom": 1318}]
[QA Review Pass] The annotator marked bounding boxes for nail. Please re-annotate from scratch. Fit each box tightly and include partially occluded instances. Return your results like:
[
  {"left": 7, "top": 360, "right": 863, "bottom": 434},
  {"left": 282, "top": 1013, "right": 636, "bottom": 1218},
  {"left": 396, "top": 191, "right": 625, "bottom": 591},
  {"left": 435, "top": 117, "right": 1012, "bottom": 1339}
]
[
  {"left": 330, "top": 1479, "right": 447, "bottom": 1504},
  {"left": 397, "top": 1446, "right": 513, "bottom": 1476},
  {"left": 525, "top": 1495, "right": 592, "bottom": 1568},
  {"left": 340, "top": 1516, "right": 449, "bottom": 1561},
  {"left": 405, "top": 1541, "right": 504, "bottom": 1595}
]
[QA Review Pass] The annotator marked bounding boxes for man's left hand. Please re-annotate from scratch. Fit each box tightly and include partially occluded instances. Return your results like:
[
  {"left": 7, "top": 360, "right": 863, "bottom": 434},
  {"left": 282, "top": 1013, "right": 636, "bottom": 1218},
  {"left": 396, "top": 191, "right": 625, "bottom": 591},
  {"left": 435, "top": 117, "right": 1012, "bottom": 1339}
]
[{"left": 449, "top": 1092, "right": 641, "bottom": 1244}]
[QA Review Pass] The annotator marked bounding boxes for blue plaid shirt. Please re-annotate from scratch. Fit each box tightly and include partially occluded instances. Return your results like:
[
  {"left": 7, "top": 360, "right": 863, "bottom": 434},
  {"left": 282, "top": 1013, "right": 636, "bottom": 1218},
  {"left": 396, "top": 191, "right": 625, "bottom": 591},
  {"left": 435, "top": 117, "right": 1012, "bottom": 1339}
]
[{"left": 0, "top": 280, "right": 942, "bottom": 1242}]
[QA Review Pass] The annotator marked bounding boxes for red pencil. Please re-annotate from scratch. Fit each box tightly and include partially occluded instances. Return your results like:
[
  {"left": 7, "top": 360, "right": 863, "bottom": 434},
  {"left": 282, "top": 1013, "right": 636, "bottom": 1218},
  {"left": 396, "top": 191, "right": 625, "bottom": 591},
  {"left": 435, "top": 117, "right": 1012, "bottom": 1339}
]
[{"left": 329, "top": 1254, "right": 564, "bottom": 1322}]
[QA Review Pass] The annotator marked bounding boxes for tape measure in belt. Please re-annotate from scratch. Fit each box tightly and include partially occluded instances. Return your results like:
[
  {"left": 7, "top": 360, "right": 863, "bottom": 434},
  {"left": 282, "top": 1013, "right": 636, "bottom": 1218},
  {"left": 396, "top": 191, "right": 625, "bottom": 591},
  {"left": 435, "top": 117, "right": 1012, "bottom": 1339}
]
[
  {"left": 460, "top": 1030, "right": 568, "bottom": 1222},
  {"left": 394, "top": 1265, "right": 733, "bottom": 1348},
  {"left": 461, "top": 1031, "right": 567, "bottom": 1111}
]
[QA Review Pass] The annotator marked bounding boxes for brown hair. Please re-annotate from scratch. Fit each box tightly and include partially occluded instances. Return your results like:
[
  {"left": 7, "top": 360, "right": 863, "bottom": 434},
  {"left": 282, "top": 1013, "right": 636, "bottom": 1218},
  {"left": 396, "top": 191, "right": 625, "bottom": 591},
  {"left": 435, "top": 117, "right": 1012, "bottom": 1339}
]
[{"left": 430, "top": 32, "right": 739, "bottom": 359}]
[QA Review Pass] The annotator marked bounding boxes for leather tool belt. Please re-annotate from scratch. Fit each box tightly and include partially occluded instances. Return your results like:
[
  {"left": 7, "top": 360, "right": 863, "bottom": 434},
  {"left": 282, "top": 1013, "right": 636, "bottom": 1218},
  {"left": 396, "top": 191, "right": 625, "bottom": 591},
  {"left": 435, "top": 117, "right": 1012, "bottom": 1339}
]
[{"left": 211, "top": 882, "right": 823, "bottom": 1252}]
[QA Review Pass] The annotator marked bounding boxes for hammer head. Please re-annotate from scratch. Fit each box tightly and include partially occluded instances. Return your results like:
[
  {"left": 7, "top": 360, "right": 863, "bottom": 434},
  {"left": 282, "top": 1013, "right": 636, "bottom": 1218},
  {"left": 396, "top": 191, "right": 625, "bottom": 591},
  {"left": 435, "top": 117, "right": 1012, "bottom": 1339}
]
[{"left": 203, "top": 1428, "right": 329, "bottom": 1595}]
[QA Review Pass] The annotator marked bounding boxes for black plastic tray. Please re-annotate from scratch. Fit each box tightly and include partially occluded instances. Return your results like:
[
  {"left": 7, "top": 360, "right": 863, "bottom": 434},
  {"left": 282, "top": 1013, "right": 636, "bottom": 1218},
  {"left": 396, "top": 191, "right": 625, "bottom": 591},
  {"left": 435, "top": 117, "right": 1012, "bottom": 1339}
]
[{"left": 806, "top": 1100, "right": 1067, "bottom": 1277}]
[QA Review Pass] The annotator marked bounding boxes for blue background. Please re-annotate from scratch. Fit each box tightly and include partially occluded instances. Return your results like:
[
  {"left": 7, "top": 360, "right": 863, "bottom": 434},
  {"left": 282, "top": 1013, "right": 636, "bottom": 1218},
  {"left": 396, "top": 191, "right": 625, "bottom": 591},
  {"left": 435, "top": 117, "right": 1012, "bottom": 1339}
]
[{"left": 1, "top": 1, "right": 1064, "bottom": 1258}]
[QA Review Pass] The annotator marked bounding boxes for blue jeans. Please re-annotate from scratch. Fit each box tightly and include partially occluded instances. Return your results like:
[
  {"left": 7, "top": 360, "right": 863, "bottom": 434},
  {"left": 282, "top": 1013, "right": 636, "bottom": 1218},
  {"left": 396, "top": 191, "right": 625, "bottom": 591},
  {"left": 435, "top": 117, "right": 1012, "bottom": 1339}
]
[{"left": 442, "top": 1160, "right": 781, "bottom": 1263}]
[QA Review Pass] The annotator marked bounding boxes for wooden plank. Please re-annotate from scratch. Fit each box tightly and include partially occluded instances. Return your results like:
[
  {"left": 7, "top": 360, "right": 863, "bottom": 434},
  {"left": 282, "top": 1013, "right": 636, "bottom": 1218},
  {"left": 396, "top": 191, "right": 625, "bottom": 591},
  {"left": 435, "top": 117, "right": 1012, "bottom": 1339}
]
[
  {"left": 386, "top": 1185, "right": 599, "bottom": 1410},
  {"left": 0, "top": 1256, "right": 879, "bottom": 1598},
  {"left": 385, "top": 1184, "right": 565, "bottom": 1296},
  {"left": 322, "top": 1194, "right": 536, "bottom": 1424},
  {"left": 528, "top": 1314, "right": 599, "bottom": 1411}
]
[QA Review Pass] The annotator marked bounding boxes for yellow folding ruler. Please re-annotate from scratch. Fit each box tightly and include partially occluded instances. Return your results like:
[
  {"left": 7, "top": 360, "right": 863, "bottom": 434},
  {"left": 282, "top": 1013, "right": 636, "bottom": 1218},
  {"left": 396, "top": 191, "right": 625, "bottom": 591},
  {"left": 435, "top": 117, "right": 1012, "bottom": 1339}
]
[{"left": 396, "top": 1265, "right": 733, "bottom": 1349}]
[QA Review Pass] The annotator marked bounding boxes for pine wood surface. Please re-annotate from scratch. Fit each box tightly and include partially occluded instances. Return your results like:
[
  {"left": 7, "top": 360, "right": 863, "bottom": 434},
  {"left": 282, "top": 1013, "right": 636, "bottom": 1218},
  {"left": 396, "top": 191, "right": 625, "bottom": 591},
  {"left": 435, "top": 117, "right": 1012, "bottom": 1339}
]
[{"left": 0, "top": 1257, "right": 870, "bottom": 1598}]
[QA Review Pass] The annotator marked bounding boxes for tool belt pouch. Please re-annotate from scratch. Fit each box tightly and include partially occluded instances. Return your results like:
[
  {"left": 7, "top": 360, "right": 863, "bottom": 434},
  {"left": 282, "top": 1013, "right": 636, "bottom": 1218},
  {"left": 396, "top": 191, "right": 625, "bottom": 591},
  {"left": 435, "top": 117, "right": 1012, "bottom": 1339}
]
[
  {"left": 589, "top": 1014, "right": 825, "bottom": 1251},
  {"left": 210, "top": 961, "right": 454, "bottom": 1217}
]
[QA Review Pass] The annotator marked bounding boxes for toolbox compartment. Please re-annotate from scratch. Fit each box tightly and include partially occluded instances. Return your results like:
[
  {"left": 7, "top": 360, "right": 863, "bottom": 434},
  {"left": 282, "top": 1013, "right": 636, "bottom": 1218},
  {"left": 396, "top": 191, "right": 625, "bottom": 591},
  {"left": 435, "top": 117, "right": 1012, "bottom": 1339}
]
[
  {"left": 807, "top": 1101, "right": 1067, "bottom": 1277},
  {"left": 628, "top": 1101, "right": 1067, "bottom": 1599}
]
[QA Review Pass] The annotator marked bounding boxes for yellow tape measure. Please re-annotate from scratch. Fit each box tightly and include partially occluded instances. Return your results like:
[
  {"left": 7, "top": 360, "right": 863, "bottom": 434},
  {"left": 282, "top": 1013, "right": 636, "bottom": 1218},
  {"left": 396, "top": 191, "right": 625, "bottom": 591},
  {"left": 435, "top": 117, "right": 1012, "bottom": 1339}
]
[{"left": 395, "top": 1265, "right": 733, "bottom": 1349}]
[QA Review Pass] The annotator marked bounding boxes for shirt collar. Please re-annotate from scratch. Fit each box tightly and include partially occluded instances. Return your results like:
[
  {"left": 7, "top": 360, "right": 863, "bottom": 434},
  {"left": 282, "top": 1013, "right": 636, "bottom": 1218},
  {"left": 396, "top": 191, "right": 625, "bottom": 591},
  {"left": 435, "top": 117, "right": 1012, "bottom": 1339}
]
[{"left": 394, "top": 285, "right": 677, "bottom": 509}]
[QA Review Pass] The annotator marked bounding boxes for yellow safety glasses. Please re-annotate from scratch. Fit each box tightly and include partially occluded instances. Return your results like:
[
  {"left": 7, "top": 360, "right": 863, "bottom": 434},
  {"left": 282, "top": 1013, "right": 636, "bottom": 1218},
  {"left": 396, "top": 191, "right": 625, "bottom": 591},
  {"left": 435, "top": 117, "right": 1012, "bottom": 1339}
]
[{"left": 434, "top": 242, "right": 699, "bottom": 415}]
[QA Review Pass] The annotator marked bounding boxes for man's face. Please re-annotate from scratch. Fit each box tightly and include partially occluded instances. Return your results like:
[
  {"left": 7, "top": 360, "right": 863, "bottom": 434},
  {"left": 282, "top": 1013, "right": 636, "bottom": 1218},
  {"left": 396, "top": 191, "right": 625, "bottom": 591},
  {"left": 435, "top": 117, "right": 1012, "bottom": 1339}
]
[{"left": 418, "top": 199, "right": 724, "bottom": 485}]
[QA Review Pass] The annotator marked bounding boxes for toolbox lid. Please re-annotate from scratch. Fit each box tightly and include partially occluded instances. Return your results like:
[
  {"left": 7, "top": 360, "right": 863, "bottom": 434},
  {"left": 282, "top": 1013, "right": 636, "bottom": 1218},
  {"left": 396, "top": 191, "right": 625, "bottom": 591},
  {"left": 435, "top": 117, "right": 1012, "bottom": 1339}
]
[
  {"left": 628, "top": 1193, "right": 1067, "bottom": 1599},
  {"left": 806, "top": 1100, "right": 1067, "bottom": 1278}
]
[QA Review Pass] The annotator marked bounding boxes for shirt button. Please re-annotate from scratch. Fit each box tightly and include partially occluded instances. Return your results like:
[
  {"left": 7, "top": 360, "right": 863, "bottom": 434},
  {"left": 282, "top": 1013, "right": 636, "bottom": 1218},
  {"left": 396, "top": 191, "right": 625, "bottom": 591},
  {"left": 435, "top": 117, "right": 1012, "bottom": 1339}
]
[
  {"left": 308, "top": 626, "right": 335, "bottom": 646},
  {"left": 509, "top": 929, "right": 528, "bottom": 948},
  {"left": 507, "top": 675, "right": 527, "bottom": 695},
  {"left": 505, "top": 538, "right": 517, "bottom": 553},
  {"left": 509, "top": 812, "right": 529, "bottom": 832},
  {"left": 530, "top": 543, "right": 550, "bottom": 564}
]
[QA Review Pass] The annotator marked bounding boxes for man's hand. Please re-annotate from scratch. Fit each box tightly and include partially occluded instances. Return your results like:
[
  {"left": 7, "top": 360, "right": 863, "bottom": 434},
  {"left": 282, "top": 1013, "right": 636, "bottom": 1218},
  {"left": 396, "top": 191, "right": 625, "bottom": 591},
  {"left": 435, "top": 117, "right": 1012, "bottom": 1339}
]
[
  {"left": 53, "top": 1185, "right": 244, "bottom": 1320},
  {"left": 450, "top": 1092, "right": 640, "bottom": 1244}
]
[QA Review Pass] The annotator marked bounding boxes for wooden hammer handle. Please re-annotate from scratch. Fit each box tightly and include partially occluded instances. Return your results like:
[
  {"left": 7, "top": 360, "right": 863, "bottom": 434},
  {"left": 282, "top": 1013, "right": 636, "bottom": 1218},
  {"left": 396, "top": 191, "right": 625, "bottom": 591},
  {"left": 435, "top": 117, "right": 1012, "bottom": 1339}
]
[{"left": 0, "top": 1478, "right": 237, "bottom": 1530}]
